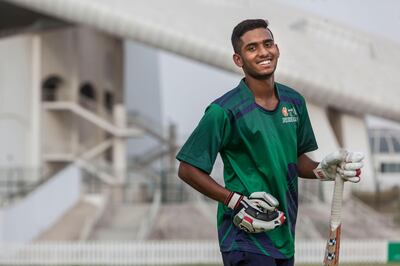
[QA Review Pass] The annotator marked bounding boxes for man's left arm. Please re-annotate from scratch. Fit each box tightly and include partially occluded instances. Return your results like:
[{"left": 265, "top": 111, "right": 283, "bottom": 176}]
[
  {"left": 297, "top": 151, "right": 364, "bottom": 182},
  {"left": 297, "top": 153, "right": 319, "bottom": 179}
]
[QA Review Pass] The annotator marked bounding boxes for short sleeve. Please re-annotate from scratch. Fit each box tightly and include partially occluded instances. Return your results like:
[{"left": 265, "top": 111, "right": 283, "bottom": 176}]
[
  {"left": 176, "top": 104, "right": 231, "bottom": 174},
  {"left": 297, "top": 98, "right": 318, "bottom": 156}
]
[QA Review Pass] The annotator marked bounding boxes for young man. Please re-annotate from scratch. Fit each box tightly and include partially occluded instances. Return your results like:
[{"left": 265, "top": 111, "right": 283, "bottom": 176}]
[{"left": 176, "top": 19, "right": 364, "bottom": 266}]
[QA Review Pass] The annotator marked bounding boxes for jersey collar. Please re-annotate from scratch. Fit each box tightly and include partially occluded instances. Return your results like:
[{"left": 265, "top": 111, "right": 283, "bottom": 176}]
[{"left": 238, "top": 78, "right": 281, "bottom": 113}]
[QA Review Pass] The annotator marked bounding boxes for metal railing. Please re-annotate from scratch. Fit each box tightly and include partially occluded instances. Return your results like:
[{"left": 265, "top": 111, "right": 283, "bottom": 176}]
[{"left": 0, "top": 168, "right": 44, "bottom": 207}]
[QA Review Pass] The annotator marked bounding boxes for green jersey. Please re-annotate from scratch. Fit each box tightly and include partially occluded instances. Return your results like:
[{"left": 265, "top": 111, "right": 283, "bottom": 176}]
[{"left": 176, "top": 79, "right": 318, "bottom": 258}]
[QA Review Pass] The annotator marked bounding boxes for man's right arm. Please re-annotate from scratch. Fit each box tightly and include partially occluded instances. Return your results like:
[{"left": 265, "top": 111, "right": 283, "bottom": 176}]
[
  {"left": 178, "top": 161, "right": 230, "bottom": 204},
  {"left": 178, "top": 161, "right": 286, "bottom": 233}
]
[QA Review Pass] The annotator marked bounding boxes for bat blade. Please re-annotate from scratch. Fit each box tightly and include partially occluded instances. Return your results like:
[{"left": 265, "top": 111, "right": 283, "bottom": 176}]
[{"left": 323, "top": 224, "right": 341, "bottom": 266}]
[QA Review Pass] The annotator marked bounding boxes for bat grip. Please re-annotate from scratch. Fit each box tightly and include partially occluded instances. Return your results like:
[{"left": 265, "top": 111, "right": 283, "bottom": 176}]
[{"left": 330, "top": 174, "right": 344, "bottom": 230}]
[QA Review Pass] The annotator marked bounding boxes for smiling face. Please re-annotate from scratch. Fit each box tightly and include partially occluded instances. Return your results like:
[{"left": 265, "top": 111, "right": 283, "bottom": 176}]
[{"left": 233, "top": 27, "right": 280, "bottom": 80}]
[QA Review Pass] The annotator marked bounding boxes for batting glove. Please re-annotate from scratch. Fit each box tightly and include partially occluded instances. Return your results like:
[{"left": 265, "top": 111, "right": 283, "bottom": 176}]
[
  {"left": 224, "top": 192, "right": 285, "bottom": 233},
  {"left": 313, "top": 150, "right": 364, "bottom": 183},
  {"left": 337, "top": 151, "right": 364, "bottom": 183}
]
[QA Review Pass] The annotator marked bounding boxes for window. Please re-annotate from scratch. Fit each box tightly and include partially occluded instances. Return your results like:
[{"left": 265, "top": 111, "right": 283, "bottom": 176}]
[
  {"left": 392, "top": 137, "right": 400, "bottom": 153},
  {"left": 104, "top": 91, "right": 113, "bottom": 113},
  {"left": 381, "top": 163, "right": 400, "bottom": 173},
  {"left": 42, "top": 75, "right": 63, "bottom": 101},
  {"left": 80, "top": 83, "right": 96, "bottom": 100},
  {"left": 379, "top": 137, "right": 389, "bottom": 153},
  {"left": 79, "top": 82, "right": 97, "bottom": 110}
]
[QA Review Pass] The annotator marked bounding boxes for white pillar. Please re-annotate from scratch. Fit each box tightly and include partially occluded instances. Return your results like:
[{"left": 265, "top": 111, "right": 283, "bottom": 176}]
[
  {"left": 340, "top": 114, "right": 374, "bottom": 192},
  {"left": 0, "top": 35, "right": 38, "bottom": 179},
  {"left": 31, "top": 34, "right": 42, "bottom": 182},
  {"left": 306, "top": 103, "right": 342, "bottom": 202},
  {"left": 113, "top": 104, "right": 127, "bottom": 183}
]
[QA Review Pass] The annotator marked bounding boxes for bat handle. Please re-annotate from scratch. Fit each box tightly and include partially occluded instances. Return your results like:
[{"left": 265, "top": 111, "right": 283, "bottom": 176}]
[
  {"left": 323, "top": 174, "right": 345, "bottom": 266},
  {"left": 330, "top": 174, "right": 344, "bottom": 229}
]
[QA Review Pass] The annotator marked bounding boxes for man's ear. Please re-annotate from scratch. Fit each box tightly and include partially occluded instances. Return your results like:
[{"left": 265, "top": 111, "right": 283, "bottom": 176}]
[{"left": 233, "top": 53, "right": 243, "bottom": 67}]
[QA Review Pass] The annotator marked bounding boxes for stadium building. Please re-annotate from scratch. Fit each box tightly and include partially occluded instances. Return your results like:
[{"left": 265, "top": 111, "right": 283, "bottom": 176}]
[{"left": 0, "top": 0, "right": 400, "bottom": 264}]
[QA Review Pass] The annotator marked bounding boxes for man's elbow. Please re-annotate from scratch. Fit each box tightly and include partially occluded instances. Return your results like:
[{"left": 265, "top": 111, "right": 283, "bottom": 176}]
[{"left": 177, "top": 162, "right": 188, "bottom": 180}]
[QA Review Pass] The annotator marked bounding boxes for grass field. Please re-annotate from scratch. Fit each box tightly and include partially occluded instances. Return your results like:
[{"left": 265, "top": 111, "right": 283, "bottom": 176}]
[
  {"left": 179, "top": 261, "right": 400, "bottom": 265},
  {"left": 296, "top": 264, "right": 400, "bottom": 266},
  {"left": 20, "top": 262, "right": 400, "bottom": 266},
  {"left": 297, "top": 264, "right": 400, "bottom": 266}
]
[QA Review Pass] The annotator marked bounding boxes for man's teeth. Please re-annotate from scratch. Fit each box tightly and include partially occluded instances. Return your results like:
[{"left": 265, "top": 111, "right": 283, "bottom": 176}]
[{"left": 259, "top": 60, "right": 271, "bottom": 65}]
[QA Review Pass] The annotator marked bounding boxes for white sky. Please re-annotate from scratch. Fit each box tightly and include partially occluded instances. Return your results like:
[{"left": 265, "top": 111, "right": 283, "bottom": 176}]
[{"left": 276, "top": 0, "right": 400, "bottom": 42}]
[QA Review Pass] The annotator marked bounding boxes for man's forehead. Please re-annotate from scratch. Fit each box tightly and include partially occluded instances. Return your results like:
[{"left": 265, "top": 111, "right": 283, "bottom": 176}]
[{"left": 241, "top": 28, "right": 273, "bottom": 44}]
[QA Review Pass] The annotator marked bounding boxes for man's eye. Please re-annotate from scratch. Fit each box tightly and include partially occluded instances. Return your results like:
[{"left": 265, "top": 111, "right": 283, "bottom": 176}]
[
  {"left": 247, "top": 46, "right": 256, "bottom": 51},
  {"left": 264, "top": 42, "right": 273, "bottom": 48}
]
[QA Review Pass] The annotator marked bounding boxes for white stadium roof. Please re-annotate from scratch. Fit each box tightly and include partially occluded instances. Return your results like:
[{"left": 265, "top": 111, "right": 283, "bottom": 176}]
[{"left": 5, "top": 0, "right": 400, "bottom": 122}]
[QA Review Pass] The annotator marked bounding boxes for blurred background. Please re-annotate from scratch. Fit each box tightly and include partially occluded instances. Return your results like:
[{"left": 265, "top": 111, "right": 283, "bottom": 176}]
[{"left": 0, "top": 0, "right": 400, "bottom": 265}]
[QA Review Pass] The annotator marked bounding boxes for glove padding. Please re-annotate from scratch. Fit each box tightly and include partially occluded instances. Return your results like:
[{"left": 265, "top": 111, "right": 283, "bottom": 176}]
[
  {"left": 313, "top": 150, "right": 364, "bottom": 183},
  {"left": 225, "top": 192, "right": 285, "bottom": 233},
  {"left": 338, "top": 151, "right": 365, "bottom": 183}
]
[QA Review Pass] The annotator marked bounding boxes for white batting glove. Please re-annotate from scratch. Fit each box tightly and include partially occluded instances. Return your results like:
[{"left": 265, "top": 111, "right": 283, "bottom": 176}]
[
  {"left": 337, "top": 151, "right": 364, "bottom": 183},
  {"left": 313, "top": 150, "right": 364, "bottom": 183},
  {"left": 248, "top": 192, "right": 279, "bottom": 212},
  {"left": 224, "top": 192, "right": 285, "bottom": 233}
]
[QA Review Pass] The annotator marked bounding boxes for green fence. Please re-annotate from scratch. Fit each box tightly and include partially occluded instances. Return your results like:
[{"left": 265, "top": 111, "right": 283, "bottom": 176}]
[{"left": 389, "top": 242, "right": 400, "bottom": 262}]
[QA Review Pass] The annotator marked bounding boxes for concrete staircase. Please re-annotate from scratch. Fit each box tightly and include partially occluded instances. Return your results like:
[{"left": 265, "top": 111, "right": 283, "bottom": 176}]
[
  {"left": 36, "top": 194, "right": 106, "bottom": 241},
  {"left": 298, "top": 196, "right": 400, "bottom": 240},
  {"left": 89, "top": 203, "right": 151, "bottom": 240},
  {"left": 36, "top": 191, "right": 400, "bottom": 242}
]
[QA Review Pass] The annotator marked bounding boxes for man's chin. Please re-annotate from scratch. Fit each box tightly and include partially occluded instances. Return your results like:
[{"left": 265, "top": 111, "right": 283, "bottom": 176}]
[{"left": 249, "top": 71, "right": 274, "bottom": 80}]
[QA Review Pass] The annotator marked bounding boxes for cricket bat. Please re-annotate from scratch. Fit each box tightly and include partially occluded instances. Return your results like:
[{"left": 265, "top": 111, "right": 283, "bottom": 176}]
[{"left": 323, "top": 173, "right": 344, "bottom": 266}]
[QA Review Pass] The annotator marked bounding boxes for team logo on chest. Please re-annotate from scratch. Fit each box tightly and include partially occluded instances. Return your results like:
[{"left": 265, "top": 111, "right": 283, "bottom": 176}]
[{"left": 281, "top": 106, "right": 298, "bottom": 123}]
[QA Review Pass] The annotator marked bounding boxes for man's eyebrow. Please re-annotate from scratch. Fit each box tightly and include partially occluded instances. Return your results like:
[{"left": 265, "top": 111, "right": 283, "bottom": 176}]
[{"left": 244, "top": 38, "right": 274, "bottom": 48}]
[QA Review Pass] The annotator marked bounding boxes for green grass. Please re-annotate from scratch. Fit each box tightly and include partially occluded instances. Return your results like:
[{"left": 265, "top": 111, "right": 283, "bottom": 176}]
[
  {"left": 185, "top": 264, "right": 400, "bottom": 266},
  {"left": 188, "top": 262, "right": 400, "bottom": 266},
  {"left": 297, "top": 264, "right": 400, "bottom": 266},
  {"left": 50, "top": 262, "right": 400, "bottom": 266}
]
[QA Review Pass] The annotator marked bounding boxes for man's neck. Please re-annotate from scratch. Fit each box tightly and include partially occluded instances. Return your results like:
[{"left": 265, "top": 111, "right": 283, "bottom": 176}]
[
  {"left": 245, "top": 75, "right": 275, "bottom": 99},
  {"left": 244, "top": 75, "right": 279, "bottom": 111}
]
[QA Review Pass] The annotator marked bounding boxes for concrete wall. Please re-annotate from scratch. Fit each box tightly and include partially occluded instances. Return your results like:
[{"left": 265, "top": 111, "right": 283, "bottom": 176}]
[
  {"left": 40, "top": 28, "right": 124, "bottom": 167},
  {"left": 41, "top": 28, "right": 78, "bottom": 102},
  {"left": 306, "top": 104, "right": 375, "bottom": 197},
  {"left": 0, "top": 34, "right": 39, "bottom": 168},
  {"left": 0, "top": 165, "right": 81, "bottom": 243},
  {"left": 305, "top": 103, "right": 342, "bottom": 201},
  {"left": 43, "top": 111, "right": 74, "bottom": 155},
  {"left": 341, "top": 113, "right": 374, "bottom": 191}
]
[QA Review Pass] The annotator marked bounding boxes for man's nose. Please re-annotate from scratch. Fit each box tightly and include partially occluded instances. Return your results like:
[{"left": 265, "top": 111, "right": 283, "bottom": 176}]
[{"left": 259, "top": 46, "right": 270, "bottom": 57}]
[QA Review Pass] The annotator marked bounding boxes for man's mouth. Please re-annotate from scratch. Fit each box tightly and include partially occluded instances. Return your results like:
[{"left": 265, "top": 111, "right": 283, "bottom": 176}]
[{"left": 257, "top": 59, "right": 272, "bottom": 66}]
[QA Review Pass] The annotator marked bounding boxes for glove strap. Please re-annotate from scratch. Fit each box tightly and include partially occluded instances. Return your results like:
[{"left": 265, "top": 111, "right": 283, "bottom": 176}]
[
  {"left": 224, "top": 192, "right": 243, "bottom": 210},
  {"left": 313, "top": 168, "right": 326, "bottom": 180},
  {"left": 313, "top": 166, "right": 331, "bottom": 181}
]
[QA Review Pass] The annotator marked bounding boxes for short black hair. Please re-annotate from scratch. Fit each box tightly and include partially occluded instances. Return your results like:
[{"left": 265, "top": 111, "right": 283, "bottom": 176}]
[{"left": 231, "top": 19, "right": 274, "bottom": 54}]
